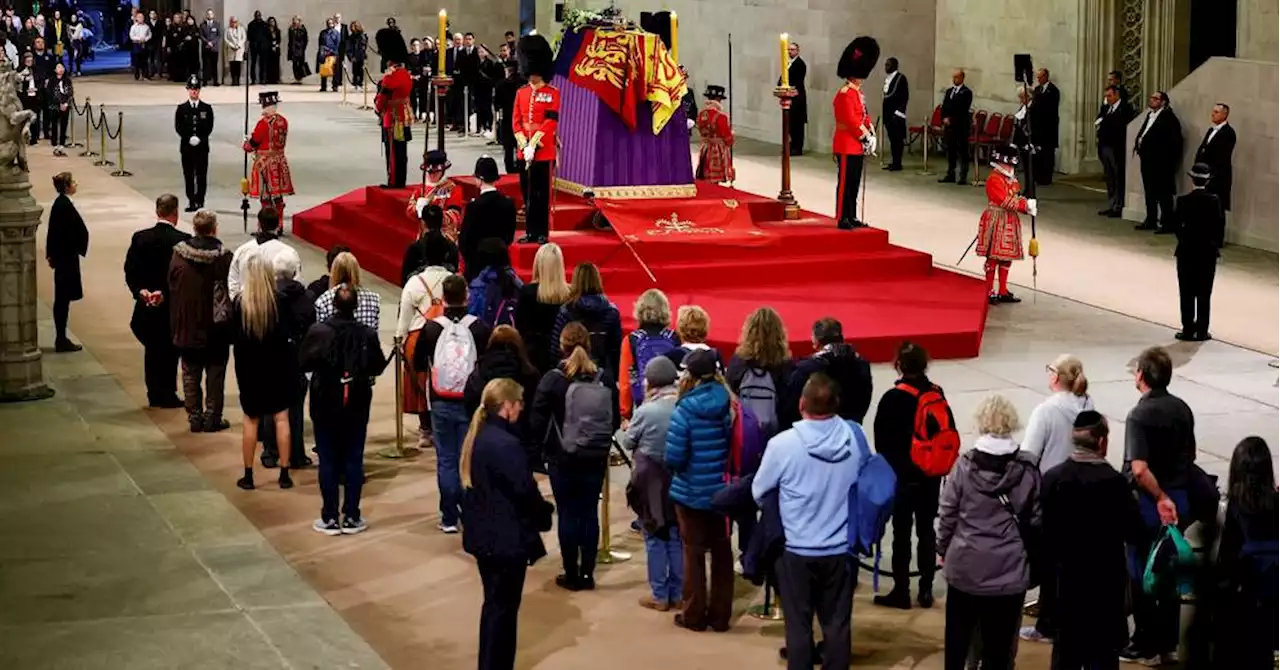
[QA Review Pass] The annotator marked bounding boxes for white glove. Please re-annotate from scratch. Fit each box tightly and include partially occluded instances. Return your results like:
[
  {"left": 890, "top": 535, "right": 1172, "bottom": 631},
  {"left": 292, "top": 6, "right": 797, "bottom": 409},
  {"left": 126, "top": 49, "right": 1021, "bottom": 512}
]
[
  {"left": 686, "top": 118, "right": 695, "bottom": 131},
  {"left": 188, "top": 136, "right": 200, "bottom": 147},
  {"left": 1026, "top": 198, "right": 1038, "bottom": 217},
  {"left": 863, "top": 135, "right": 877, "bottom": 156},
  {"left": 521, "top": 146, "right": 535, "bottom": 163},
  {"left": 414, "top": 197, "right": 428, "bottom": 218}
]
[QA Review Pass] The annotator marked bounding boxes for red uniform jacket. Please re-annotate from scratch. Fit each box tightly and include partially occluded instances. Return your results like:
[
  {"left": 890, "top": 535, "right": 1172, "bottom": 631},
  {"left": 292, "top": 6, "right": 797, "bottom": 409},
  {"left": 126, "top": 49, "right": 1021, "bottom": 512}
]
[
  {"left": 513, "top": 82, "right": 560, "bottom": 162},
  {"left": 243, "top": 113, "right": 294, "bottom": 197},
  {"left": 375, "top": 66, "right": 414, "bottom": 134},
  {"left": 406, "top": 179, "right": 465, "bottom": 238},
  {"left": 832, "top": 82, "right": 870, "bottom": 156},
  {"left": 695, "top": 104, "right": 735, "bottom": 183}
]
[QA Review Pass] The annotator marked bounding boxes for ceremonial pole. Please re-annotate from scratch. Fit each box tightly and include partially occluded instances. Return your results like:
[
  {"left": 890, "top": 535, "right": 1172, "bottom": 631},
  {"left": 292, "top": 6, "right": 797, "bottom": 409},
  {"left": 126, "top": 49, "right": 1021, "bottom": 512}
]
[
  {"left": 727, "top": 33, "right": 733, "bottom": 185},
  {"left": 774, "top": 33, "right": 800, "bottom": 220},
  {"left": 240, "top": 59, "right": 251, "bottom": 233}
]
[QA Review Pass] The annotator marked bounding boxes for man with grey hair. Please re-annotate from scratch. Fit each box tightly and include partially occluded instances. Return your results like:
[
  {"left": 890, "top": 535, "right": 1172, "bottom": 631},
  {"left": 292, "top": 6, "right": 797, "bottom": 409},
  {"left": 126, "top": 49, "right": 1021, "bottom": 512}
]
[
  {"left": 783, "top": 318, "right": 872, "bottom": 428},
  {"left": 168, "top": 209, "right": 233, "bottom": 432},
  {"left": 260, "top": 246, "right": 315, "bottom": 468}
]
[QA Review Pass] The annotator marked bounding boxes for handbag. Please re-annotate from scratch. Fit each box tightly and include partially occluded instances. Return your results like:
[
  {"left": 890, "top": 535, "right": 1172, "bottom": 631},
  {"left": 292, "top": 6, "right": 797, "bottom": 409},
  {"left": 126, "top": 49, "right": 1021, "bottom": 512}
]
[
  {"left": 319, "top": 55, "right": 334, "bottom": 78},
  {"left": 1142, "top": 524, "right": 1196, "bottom": 596},
  {"left": 302, "top": 61, "right": 312, "bottom": 77}
]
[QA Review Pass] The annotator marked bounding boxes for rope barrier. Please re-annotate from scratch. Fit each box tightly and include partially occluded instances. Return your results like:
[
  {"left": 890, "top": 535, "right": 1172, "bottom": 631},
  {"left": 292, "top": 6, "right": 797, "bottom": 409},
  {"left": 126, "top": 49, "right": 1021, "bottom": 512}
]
[
  {"left": 78, "top": 96, "right": 97, "bottom": 157},
  {"left": 360, "top": 66, "right": 374, "bottom": 111},
  {"left": 109, "top": 112, "right": 131, "bottom": 177},
  {"left": 91, "top": 106, "right": 114, "bottom": 167}
]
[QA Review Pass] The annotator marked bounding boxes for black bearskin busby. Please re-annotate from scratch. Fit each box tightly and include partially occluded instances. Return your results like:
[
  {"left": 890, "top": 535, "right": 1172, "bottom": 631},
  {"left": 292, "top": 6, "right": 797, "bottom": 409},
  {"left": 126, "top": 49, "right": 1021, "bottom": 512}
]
[
  {"left": 377, "top": 27, "right": 409, "bottom": 65},
  {"left": 517, "top": 33, "right": 555, "bottom": 81},
  {"left": 836, "top": 36, "right": 880, "bottom": 80}
]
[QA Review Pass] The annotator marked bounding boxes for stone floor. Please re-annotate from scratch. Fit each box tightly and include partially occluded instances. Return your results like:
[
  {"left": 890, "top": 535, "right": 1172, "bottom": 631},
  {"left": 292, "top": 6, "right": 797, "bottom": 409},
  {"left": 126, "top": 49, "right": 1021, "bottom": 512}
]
[{"left": 1, "top": 75, "right": 1276, "bottom": 669}]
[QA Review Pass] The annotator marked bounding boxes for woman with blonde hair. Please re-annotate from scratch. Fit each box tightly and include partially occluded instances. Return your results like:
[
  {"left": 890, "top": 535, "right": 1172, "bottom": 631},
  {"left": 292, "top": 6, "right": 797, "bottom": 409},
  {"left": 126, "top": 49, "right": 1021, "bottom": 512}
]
[
  {"left": 727, "top": 306, "right": 793, "bottom": 436},
  {"left": 938, "top": 393, "right": 1041, "bottom": 670},
  {"left": 515, "top": 242, "right": 572, "bottom": 373},
  {"left": 530, "top": 322, "right": 619, "bottom": 591},
  {"left": 619, "top": 288, "right": 680, "bottom": 419},
  {"left": 314, "top": 251, "right": 380, "bottom": 329},
  {"left": 232, "top": 254, "right": 297, "bottom": 490},
  {"left": 461, "top": 378, "right": 553, "bottom": 670},
  {"left": 1022, "top": 354, "right": 1093, "bottom": 475},
  {"left": 549, "top": 262, "right": 622, "bottom": 379}
]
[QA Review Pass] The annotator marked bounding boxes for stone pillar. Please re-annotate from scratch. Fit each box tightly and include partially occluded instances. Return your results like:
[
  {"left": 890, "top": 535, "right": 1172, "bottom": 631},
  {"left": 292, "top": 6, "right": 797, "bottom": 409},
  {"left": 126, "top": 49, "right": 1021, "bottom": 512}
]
[
  {"left": 1074, "top": 0, "right": 1120, "bottom": 173},
  {"left": 0, "top": 59, "right": 52, "bottom": 403}
]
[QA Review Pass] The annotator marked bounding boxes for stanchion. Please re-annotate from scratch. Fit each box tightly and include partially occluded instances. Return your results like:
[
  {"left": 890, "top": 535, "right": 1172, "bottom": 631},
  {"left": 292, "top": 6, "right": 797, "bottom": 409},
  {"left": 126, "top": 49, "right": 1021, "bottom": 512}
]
[
  {"left": 747, "top": 577, "right": 784, "bottom": 620},
  {"left": 341, "top": 65, "right": 349, "bottom": 106},
  {"left": 79, "top": 97, "right": 97, "bottom": 158},
  {"left": 91, "top": 107, "right": 114, "bottom": 167},
  {"left": 916, "top": 123, "right": 934, "bottom": 176},
  {"left": 596, "top": 455, "right": 632, "bottom": 564},
  {"left": 67, "top": 97, "right": 84, "bottom": 149},
  {"left": 109, "top": 111, "right": 131, "bottom": 177},
  {"left": 360, "top": 68, "right": 371, "bottom": 110},
  {"left": 378, "top": 336, "right": 417, "bottom": 459}
]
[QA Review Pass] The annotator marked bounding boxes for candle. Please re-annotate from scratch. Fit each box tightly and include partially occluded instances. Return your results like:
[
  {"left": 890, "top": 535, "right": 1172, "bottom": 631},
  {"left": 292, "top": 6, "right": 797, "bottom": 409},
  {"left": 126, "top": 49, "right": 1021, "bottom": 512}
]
[
  {"left": 437, "top": 10, "right": 447, "bottom": 74},
  {"left": 780, "top": 33, "right": 789, "bottom": 87},
  {"left": 670, "top": 12, "right": 679, "bottom": 62}
]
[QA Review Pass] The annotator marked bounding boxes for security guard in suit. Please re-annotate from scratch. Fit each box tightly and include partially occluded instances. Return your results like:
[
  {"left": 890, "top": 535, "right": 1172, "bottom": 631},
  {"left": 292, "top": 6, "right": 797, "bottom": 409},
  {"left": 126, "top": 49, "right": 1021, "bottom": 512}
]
[
  {"left": 175, "top": 74, "right": 215, "bottom": 212},
  {"left": 1173, "top": 162, "right": 1226, "bottom": 342}
]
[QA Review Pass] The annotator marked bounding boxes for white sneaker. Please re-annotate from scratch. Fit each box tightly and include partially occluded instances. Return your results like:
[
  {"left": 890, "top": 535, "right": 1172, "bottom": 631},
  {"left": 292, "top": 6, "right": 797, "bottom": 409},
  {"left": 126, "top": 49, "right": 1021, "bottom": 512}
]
[
  {"left": 438, "top": 523, "right": 459, "bottom": 534},
  {"left": 482, "top": 129, "right": 494, "bottom": 140},
  {"left": 313, "top": 518, "right": 341, "bottom": 536},
  {"left": 734, "top": 559, "right": 744, "bottom": 575},
  {"left": 1018, "top": 626, "right": 1051, "bottom": 643}
]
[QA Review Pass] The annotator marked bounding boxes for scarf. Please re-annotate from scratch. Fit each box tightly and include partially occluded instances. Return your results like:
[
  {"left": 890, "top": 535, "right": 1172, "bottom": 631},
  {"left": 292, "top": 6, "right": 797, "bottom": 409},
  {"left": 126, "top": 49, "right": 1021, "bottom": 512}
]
[{"left": 1068, "top": 447, "right": 1107, "bottom": 465}]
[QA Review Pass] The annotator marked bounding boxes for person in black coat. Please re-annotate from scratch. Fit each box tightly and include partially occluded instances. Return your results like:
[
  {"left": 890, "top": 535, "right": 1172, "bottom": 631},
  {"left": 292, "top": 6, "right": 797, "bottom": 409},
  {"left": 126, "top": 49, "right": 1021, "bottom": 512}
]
[
  {"left": 1132, "top": 90, "right": 1183, "bottom": 232},
  {"left": 782, "top": 317, "right": 872, "bottom": 429},
  {"left": 939, "top": 69, "right": 973, "bottom": 184},
  {"left": 125, "top": 194, "right": 191, "bottom": 407},
  {"left": 1028, "top": 68, "right": 1061, "bottom": 186},
  {"left": 176, "top": 75, "right": 214, "bottom": 212},
  {"left": 246, "top": 11, "right": 267, "bottom": 85},
  {"left": 43, "top": 61, "right": 71, "bottom": 151},
  {"left": 881, "top": 57, "right": 908, "bottom": 171},
  {"left": 458, "top": 157, "right": 517, "bottom": 280},
  {"left": 401, "top": 205, "right": 459, "bottom": 286},
  {"left": 461, "top": 377, "right": 553, "bottom": 670},
  {"left": 1172, "top": 163, "right": 1225, "bottom": 342},
  {"left": 494, "top": 58, "right": 524, "bottom": 174},
  {"left": 463, "top": 325, "right": 541, "bottom": 470},
  {"left": 17, "top": 51, "right": 44, "bottom": 147},
  {"left": 1095, "top": 85, "right": 1133, "bottom": 217},
  {"left": 1193, "top": 102, "right": 1236, "bottom": 212},
  {"left": 259, "top": 253, "right": 315, "bottom": 469},
  {"left": 45, "top": 172, "right": 87, "bottom": 353}
]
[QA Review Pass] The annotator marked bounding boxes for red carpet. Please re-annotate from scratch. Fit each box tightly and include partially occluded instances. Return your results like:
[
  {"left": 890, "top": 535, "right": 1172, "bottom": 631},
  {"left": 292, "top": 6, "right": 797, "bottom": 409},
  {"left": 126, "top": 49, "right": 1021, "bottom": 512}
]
[{"left": 292, "top": 177, "right": 989, "bottom": 361}]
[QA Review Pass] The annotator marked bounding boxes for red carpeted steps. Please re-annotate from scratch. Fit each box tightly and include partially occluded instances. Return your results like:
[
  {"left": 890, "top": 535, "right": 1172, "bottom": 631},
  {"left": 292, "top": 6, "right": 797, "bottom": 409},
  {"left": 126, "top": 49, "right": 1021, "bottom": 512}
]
[{"left": 293, "top": 179, "right": 990, "bottom": 362}]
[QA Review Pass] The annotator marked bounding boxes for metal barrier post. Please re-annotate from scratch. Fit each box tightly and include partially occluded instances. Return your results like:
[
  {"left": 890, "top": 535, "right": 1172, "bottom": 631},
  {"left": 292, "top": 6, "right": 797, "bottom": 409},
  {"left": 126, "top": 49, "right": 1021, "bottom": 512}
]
[
  {"left": 68, "top": 100, "right": 82, "bottom": 148},
  {"left": 341, "top": 64, "right": 349, "bottom": 105},
  {"left": 361, "top": 69, "right": 370, "bottom": 110},
  {"left": 79, "top": 97, "right": 97, "bottom": 157},
  {"left": 747, "top": 577, "right": 784, "bottom": 620},
  {"left": 596, "top": 460, "right": 632, "bottom": 564},
  {"left": 110, "top": 112, "right": 131, "bottom": 177},
  {"left": 916, "top": 124, "right": 933, "bottom": 176},
  {"left": 379, "top": 336, "right": 416, "bottom": 459},
  {"left": 92, "top": 107, "right": 113, "bottom": 167}
]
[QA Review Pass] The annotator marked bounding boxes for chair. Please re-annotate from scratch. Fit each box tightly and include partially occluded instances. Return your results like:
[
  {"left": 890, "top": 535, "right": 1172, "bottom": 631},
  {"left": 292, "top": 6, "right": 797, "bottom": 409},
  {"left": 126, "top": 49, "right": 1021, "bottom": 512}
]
[
  {"left": 997, "top": 114, "right": 1016, "bottom": 144},
  {"left": 974, "top": 112, "right": 1004, "bottom": 163}
]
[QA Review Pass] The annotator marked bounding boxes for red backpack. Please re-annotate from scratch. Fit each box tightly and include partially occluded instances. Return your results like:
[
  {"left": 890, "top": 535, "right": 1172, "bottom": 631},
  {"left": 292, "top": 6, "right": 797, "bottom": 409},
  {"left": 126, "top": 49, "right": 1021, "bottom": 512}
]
[{"left": 895, "top": 383, "right": 961, "bottom": 477}]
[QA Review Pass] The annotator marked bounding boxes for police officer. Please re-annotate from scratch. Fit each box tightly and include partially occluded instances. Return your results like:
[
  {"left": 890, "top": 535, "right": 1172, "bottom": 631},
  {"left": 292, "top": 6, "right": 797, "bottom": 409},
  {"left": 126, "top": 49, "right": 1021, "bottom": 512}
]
[{"left": 175, "top": 74, "right": 214, "bottom": 212}]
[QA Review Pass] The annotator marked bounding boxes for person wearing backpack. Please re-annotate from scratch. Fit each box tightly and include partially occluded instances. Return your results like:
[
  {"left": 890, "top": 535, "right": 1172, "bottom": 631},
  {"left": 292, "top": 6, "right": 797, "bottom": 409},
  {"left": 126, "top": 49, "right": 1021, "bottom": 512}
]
[
  {"left": 752, "top": 372, "right": 863, "bottom": 669},
  {"left": 398, "top": 223, "right": 460, "bottom": 450},
  {"left": 727, "top": 306, "right": 794, "bottom": 439},
  {"left": 299, "top": 285, "right": 390, "bottom": 535},
  {"left": 414, "top": 274, "right": 492, "bottom": 534},
  {"left": 937, "top": 394, "right": 1041, "bottom": 670},
  {"left": 872, "top": 341, "right": 957, "bottom": 610},
  {"left": 467, "top": 237, "right": 523, "bottom": 328},
  {"left": 664, "top": 349, "right": 734, "bottom": 632},
  {"left": 619, "top": 288, "right": 680, "bottom": 420},
  {"left": 1213, "top": 436, "right": 1278, "bottom": 669},
  {"left": 783, "top": 318, "right": 871, "bottom": 429},
  {"left": 529, "top": 321, "right": 620, "bottom": 591},
  {"left": 550, "top": 262, "right": 622, "bottom": 382}
]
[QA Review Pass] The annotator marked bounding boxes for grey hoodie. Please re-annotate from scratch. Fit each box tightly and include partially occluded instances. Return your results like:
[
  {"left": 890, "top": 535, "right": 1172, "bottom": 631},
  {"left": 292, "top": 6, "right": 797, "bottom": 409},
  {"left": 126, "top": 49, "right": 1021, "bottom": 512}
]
[
  {"left": 937, "top": 435, "right": 1042, "bottom": 597},
  {"left": 619, "top": 386, "right": 677, "bottom": 460},
  {"left": 1022, "top": 391, "right": 1093, "bottom": 473}
]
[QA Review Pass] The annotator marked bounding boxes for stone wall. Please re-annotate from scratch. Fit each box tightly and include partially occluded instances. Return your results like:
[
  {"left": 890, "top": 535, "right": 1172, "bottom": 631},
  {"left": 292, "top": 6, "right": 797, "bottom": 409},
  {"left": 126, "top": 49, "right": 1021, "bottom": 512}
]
[
  {"left": 1123, "top": 57, "right": 1278, "bottom": 251},
  {"left": 552, "top": 0, "right": 937, "bottom": 152},
  {"left": 1236, "top": 0, "right": 1278, "bottom": 63},
  {"left": 934, "top": 0, "right": 1083, "bottom": 173}
]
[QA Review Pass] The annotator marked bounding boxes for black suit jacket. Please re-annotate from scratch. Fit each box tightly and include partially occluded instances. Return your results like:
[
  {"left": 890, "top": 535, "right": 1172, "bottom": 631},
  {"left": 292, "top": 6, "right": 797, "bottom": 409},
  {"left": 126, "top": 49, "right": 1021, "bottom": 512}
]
[
  {"left": 1133, "top": 107, "right": 1182, "bottom": 170},
  {"left": 174, "top": 100, "right": 214, "bottom": 151},
  {"left": 1029, "top": 82, "right": 1060, "bottom": 148},
  {"left": 458, "top": 190, "right": 518, "bottom": 279},
  {"left": 1194, "top": 123, "right": 1235, "bottom": 210},
  {"left": 883, "top": 71, "right": 909, "bottom": 121},
  {"left": 455, "top": 47, "right": 480, "bottom": 86},
  {"left": 777, "top": 57, "right": 807, "bottom": 121},
  {"left": 941, "top": 85, "right": 972, "bottom": 131},
  {"left": 1095, "top": 100, "right": 1132, "bottom": 151},
  {"left": 124, "top": 222, "right": 191, "bottom": 344},
  {"left": 1173, "top": 188, "right": 1225, "bottom": 257}
]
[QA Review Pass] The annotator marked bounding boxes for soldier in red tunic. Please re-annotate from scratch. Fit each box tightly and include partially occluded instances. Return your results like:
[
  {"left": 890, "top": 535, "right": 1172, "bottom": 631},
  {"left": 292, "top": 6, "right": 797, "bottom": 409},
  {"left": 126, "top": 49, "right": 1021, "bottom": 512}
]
[
  {"left": 832, "top": 37, "right": 879, "bottom": 230},
  {"left": 242, "top": 91, "right": 294, "bottom": 219},
  {"left": 405, "top": 150, "right": 465, "bottom": 240},
  {"left": 977, "top": 144, "right": 1038, "bottom": 304},
  {"left": 374, "top": 30, "right": 413, "bottom": 189},
  {"left": 695, "top": 84, "right": 735, "bottom": 184},
  {"left": 513, "top": 34, "right": 559, "bottom": 245}
]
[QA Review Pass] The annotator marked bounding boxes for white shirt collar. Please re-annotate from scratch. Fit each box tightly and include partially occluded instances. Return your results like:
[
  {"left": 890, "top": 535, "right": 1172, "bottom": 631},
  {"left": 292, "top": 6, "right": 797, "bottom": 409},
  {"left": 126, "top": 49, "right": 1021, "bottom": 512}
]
[
  {"left": 1210, "top": 121, "right": 1226, "bottom": 131},
  {"left": 479, "top": 184, "right": 497, "bottom": 194},
  {"left": 1147, "top": 106, "right": 1163, "bottom": 122},
  {"left": 883, "top": 70, "right": 898, "bottom": 94}
]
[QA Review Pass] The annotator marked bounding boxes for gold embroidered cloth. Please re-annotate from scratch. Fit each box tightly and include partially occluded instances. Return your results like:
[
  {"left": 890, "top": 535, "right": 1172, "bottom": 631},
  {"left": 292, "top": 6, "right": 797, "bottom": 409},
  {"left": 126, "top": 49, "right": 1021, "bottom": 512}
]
[{"left": 568, "top": 28, "right": 687, "bottom": 134}]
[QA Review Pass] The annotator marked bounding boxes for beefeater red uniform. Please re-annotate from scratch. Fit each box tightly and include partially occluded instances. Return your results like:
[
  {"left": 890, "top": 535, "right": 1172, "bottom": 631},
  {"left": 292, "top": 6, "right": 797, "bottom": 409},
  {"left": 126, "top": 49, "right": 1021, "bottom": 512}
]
[
  {"left": 375, "top": 65, "right": 414, "bottom": 188},
  {"left": 243, "top": 112, "right": 294, "bottom": 216},
  {"left": 513, "top": 81, "right": 559, "bottom": 240},
  {"left": 695, "top": 102, "right": 735, "bottom": 183},
  {"left": 405, "top": 179, "right": 465, "bottom": 239}
]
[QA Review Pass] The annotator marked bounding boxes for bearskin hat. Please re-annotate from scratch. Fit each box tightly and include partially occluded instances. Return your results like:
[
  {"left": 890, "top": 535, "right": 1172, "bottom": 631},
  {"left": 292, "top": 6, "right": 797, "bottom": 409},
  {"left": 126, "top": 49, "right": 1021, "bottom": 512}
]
[
  {"left": 836, "top": 36, "right": 880, "bottom": 80},
  {"left": 517, "top": 33, "right": 555, "bottom": 81},
  {"left": 377, "top": 27, "right": 409, "bottom": 65}
]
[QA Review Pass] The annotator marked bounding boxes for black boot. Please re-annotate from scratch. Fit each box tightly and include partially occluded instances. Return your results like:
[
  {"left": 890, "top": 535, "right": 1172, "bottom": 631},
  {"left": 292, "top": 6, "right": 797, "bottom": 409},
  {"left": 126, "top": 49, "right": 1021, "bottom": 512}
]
[
  {"left": 873, "top": 588, "right": 912, "bottom": 610},
  {"left": 556, "top": 551, "right": 581, "bottom": 591}
]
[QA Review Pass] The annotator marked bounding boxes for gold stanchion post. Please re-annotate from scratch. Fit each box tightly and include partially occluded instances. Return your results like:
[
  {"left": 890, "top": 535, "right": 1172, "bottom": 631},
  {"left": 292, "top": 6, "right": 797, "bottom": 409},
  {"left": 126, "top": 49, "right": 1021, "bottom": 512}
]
[
  {"left": 92, "top": 107, "right": 113, "bottom": 167},
  {"left": 596, "top": 455, "right": 632, "bottom": 564},
  {"left": 361, "top": 70, "right": 370, "bottom": 110},
  {"left": 917, "top": 121, "right": 934, "bottom": 176},
  {"left": 746, "top": 578, "right": 784, "bottom": 620},
  {"left": 79, "top": 97, "right": 96, "bottom": 157},
  {"left": 110, "top": 112, "right": 131, "bottom": 177},
  {"left": 342, "top": 65, "right": 349, "bottom": 105},
  {"left": 379, "top": 337, "right": 418, "bottom": 459}
]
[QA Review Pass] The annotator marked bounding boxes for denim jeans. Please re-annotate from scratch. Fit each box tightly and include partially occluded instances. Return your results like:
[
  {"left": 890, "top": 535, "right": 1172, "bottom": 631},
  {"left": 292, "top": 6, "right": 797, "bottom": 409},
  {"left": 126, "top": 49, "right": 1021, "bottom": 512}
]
[
  {"left": 644, "top": 527, "right": 684, "bottom": 604},
  {"left": 315, "top": 420, "right": 369, "bottom": 522},
  {"left": 549, "top": 459, "right": 606, "bottom": 579},
  {"left": 431, "top": 400, "right": 469, "bottom": 527}
]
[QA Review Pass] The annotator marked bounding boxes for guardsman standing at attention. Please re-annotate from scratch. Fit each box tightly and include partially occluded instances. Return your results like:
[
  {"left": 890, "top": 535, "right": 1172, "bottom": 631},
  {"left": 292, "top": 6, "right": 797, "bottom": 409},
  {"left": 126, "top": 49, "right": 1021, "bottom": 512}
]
[
  {"left": 832, "top": 36, "right": 879, "bottom": 230},
  {"left": 374, "top": 29, "right": 413, "bottom": 189},
  {"left": 176, "top": 74, "right": 214, "bottom": 212},
  {"left": 513, "top": 33, "right": 559, "bottom": 245},
  {"left": 242, "top": 91, "right": 295, "bottom": 219},
  {"left": 695, "top": 84, "right": 735, "bottom": 184}
]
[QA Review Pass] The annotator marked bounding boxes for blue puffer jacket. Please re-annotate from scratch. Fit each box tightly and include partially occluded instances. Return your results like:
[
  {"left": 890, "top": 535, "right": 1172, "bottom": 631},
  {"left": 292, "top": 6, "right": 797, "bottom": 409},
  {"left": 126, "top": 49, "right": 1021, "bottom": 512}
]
[{"left": 664, "top": 381, "right": 732, "bottom": 510}]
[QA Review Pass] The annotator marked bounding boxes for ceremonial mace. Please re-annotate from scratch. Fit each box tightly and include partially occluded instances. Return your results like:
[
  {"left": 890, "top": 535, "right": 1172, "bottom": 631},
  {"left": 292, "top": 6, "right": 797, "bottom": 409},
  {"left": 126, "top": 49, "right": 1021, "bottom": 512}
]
[
  {"left": 239, "top": 58, "right": 251, "bottom": 233},
  {"left": 727, "top": 32, "right": 734, "bottom": 188}
]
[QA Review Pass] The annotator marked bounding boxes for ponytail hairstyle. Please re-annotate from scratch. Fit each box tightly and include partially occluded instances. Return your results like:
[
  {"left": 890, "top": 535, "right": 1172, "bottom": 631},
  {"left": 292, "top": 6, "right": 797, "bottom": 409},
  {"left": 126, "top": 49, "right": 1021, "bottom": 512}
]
[
  {"left": 461, "top": 377, "right": 526, "bottom": 489},
  {"left": 559, "top": 321, "right": 598, "bottom": 378},
  {"left": 1049, "top": 354, "right": 1088, "bottom": 397}
]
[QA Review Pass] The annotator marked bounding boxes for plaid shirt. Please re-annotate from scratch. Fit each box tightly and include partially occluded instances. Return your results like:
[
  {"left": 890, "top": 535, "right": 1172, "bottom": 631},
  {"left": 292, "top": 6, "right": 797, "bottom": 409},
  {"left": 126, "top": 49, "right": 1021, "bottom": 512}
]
[{"left": 315, "top": 286, "right": 381, "bottom": 331}]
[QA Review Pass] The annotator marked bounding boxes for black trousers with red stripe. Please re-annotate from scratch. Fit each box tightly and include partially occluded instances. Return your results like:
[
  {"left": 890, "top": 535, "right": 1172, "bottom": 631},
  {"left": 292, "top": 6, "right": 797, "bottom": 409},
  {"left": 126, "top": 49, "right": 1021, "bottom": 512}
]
[
  {"left": 524, "top": 159, "right": 554, "bottom": 239},
  {"left": 383, "top": 129, "right": 409, "bottom": 188},
  {"left": 835, "top": 154, "right": 864, "bottom": 225}
]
